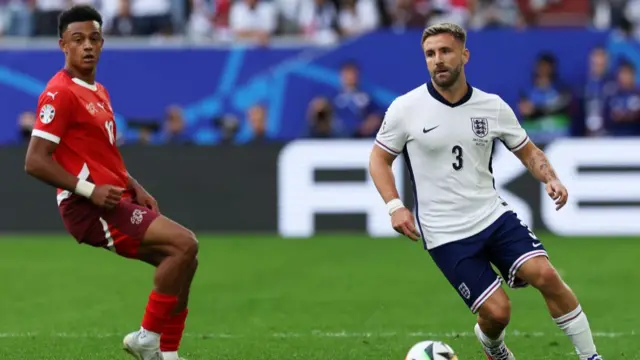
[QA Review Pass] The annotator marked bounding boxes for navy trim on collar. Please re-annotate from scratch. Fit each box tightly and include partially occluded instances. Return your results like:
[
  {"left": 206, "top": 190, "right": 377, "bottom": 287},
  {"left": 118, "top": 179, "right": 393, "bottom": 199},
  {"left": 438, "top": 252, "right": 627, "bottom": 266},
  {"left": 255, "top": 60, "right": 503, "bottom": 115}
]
[{"left": 427, "top": 81, "right": 473, "bottom": 107}]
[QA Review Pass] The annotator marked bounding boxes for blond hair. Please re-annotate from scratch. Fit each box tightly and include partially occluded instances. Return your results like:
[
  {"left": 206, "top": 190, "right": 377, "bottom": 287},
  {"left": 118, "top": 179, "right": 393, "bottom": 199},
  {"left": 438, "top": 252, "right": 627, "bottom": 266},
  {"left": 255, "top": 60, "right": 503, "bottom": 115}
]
[{"left": 421, "top": 23, "right": 467, "bottom": 46}]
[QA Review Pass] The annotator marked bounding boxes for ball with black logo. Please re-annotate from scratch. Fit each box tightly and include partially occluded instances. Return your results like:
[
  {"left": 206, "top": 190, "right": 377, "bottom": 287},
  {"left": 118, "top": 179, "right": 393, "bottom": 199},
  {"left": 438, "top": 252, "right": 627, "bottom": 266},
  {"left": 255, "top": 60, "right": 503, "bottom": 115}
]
[{"left": 405, "top": 340, "right": 458, "bottom": 360}]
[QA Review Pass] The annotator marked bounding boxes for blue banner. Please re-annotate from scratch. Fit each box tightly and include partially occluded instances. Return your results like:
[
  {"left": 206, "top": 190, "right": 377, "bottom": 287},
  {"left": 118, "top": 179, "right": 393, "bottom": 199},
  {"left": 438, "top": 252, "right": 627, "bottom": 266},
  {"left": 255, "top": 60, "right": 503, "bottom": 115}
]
[{"left": 0, "top": 29, "right": 610, "bottom": 144}]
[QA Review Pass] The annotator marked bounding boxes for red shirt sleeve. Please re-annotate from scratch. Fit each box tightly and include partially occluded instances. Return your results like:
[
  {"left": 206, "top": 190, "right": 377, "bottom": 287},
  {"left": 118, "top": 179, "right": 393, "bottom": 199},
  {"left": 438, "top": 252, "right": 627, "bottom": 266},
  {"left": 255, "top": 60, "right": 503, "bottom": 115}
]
[{"left": 32, "top": 87, "right": 76, "bottom": 144}]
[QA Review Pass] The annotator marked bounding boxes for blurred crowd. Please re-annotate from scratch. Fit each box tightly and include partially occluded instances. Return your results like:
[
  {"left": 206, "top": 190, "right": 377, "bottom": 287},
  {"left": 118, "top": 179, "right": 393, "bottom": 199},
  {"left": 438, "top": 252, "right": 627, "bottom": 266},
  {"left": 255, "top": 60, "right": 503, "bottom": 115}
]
[
  {"left": 5, "top": 0, "right": 640, "bottom": 144},
  {"left": 0, "top": 0, "right": 627, "bottom": 44}
]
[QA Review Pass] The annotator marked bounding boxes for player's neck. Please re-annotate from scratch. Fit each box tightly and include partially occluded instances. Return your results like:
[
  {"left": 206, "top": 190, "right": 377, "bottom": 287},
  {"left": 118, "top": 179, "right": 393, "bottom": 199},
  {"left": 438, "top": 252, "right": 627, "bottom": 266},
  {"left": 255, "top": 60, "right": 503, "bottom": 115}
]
[
  {"left": 431, "top": 80, "right": 469, "bottom": 104},
  {"left": 64, "top": 66, "right": 96, "bottom": 85}
]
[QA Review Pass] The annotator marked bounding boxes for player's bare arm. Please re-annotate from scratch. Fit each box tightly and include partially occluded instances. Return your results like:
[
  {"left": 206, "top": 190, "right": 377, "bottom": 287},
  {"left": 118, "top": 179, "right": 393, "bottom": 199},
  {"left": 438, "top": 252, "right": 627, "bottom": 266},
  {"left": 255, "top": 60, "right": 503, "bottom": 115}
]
[
  {"left": 25, "top": 137, "right": 124, "bottom": 208},
  {"left": 127, "top": 172, "right": 159, "bottom": 213},
  {"left": 514, "top": 141, "right": 568, "bottom": 210},
  {"left": 369, "top": 145, "right": 421, "bottom": 241}
]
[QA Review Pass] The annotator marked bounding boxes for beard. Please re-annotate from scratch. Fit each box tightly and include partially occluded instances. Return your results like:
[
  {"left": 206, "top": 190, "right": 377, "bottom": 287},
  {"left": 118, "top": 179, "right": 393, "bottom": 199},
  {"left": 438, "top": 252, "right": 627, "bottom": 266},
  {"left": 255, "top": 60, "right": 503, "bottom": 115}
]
[{"left": 430, "top": 62, "right": 463, "bottom": 89}]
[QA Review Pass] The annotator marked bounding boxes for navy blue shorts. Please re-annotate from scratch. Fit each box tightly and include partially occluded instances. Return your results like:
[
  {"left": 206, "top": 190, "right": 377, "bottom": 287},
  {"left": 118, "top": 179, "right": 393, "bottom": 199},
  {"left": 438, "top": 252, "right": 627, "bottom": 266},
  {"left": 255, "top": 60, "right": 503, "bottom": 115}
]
[{"left": 428, "top": 211, "right": 548, "bottom": 314}]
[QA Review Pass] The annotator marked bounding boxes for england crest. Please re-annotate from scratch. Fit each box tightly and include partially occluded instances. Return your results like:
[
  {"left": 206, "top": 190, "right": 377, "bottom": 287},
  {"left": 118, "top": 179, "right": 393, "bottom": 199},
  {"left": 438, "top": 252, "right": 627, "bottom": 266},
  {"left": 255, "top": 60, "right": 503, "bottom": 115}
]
[
  {"left": 458, "top": 283, "right": 471, "bottom": 299},
  {"left": 471, "top": 117, "right": 489, "bottom": 138}
]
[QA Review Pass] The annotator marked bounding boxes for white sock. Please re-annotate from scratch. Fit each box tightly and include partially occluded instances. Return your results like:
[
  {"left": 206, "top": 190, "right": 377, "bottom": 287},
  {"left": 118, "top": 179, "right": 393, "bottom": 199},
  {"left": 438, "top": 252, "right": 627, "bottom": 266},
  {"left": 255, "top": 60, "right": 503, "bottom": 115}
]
[
  {"left": 162, "top": 351, "right": 179, "bottom": 360},
  {"left": 139, "top": 327, "right": 161, "bottom": 345},
  {"left": 553, "top": 305, "right": 598, "bottom": 359},
  {"left": 474, "top": 323, "right": 505, "bottom": 348}
]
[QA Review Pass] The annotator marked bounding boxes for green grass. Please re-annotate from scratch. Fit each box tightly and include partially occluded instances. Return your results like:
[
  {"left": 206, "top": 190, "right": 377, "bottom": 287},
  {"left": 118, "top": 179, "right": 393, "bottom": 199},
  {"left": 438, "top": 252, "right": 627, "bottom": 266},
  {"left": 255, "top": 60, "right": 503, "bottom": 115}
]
[{"left": 0, "top": 234, "right": 638, "bottom": 359}]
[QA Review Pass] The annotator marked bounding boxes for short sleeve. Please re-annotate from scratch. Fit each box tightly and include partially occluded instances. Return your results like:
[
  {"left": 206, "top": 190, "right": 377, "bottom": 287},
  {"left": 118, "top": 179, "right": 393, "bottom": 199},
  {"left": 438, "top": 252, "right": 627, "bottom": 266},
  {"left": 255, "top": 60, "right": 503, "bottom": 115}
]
[
  {"left": 32, "top": 87, "right": 76, "bottom": 144},
  {"left": 497, "top": 98, "right": 529, "bottom": 152},
  {"left": 374, "top": 99, "right": 408, "bottom": 156}
]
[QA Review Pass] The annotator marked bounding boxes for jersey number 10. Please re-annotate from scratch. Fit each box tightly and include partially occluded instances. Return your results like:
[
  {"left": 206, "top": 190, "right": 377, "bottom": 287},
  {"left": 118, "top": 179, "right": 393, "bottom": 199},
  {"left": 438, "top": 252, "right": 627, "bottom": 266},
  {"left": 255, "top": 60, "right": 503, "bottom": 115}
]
[{"left": 105, "top": 120, "right": 116, "bottom": 145}]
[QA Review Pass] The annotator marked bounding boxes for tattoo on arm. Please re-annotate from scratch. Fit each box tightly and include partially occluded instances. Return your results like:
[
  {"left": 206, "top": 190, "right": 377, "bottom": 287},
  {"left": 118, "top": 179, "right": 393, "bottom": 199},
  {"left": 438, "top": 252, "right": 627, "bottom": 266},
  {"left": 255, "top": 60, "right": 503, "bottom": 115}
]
[{"left": 526, "top": 149, "right": 558, "bottom": 183}]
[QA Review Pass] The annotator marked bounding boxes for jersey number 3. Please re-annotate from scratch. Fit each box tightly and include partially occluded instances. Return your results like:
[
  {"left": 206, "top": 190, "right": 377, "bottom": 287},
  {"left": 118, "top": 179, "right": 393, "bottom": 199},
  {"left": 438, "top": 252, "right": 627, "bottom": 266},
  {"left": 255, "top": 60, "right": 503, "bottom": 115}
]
[
  {"left": 105, "top": 120, "right": 116, "bottom": 145},
  {"left": 452, "top": 145, "right": 463, "bottom": 171}
]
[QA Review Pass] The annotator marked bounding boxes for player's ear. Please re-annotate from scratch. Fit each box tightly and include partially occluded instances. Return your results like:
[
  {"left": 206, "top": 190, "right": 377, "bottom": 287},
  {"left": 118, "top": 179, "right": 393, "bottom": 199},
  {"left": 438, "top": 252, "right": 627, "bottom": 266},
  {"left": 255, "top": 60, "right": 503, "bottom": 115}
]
[
  {"left": 58, "top": 38, "right": 66, "bottom": 54},
  {"left": 462, "top": 48, "right": 470, "bottom": 65}
]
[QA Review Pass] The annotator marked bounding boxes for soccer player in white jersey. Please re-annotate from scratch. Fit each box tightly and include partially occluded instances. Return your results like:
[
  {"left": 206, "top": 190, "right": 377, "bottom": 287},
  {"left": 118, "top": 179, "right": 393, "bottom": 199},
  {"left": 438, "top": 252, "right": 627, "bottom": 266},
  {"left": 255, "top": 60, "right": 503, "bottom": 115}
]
[{"left": 369, "top": 23, "right": 602, "bottom": 360}]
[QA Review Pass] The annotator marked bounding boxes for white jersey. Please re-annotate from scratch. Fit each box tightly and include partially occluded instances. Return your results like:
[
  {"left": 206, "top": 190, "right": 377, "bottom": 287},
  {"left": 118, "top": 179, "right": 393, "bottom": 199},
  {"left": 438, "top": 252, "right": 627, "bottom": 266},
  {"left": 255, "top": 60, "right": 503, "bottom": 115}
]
[{"left": 375, "top": 82, "right": 529, "bottom": 249}]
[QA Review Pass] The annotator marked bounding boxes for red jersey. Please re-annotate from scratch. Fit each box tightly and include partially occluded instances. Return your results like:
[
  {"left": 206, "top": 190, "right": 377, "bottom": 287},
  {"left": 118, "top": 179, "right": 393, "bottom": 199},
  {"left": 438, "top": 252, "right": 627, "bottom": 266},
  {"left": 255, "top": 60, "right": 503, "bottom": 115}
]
[{"left": 33, "top": 70, "right": 131, "bottom": 205}]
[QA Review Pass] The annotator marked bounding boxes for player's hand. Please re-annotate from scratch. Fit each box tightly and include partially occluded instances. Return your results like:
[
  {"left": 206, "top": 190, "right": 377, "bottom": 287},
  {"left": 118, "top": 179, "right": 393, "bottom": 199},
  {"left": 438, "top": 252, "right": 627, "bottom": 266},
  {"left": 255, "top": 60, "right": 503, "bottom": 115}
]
[
  {"left": 134, "top": 186, "right": 160, "bottom": 213},
  {"left": 546, "top": 180, "right": 568, "bottom": 211},
  {"left": 391, "top": 207, "right": 421, "bottom": 241},
  {"left": 90, "top": 185, "right": 125, "bottom": 209}
]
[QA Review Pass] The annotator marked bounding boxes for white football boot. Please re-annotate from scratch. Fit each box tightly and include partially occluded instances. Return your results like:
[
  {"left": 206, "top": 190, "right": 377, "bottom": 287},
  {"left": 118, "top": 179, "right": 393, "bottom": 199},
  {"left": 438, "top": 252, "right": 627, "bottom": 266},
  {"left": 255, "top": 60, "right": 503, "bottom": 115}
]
[{"left": 122, "top": 329, "right": 164, "bottom": 360}]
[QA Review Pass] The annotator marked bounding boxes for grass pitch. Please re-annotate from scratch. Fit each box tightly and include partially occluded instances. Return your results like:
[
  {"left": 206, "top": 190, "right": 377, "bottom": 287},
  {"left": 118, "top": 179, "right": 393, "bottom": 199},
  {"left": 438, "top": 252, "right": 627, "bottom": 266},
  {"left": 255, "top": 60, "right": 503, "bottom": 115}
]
[{"left": 0, "top": 234, "right": 638, "bottom": 359}]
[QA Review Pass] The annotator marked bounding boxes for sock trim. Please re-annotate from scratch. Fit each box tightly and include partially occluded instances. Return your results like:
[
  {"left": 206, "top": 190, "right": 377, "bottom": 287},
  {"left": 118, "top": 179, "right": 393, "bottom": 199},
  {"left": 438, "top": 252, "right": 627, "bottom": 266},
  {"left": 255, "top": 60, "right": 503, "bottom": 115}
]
[
  {"left": 554, "top": 305, "right": 583, "bottom": 326},
  {"left": 474, "top": 323, "right": 505, "bottom": 347}
]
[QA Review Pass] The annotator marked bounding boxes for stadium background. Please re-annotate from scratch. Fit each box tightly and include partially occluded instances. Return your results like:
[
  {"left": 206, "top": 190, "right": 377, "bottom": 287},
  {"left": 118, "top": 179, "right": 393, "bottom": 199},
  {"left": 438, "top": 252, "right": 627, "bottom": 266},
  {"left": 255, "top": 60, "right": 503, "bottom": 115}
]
[{"left": 1, "top": 1, "right": 640, "bottom": 359}]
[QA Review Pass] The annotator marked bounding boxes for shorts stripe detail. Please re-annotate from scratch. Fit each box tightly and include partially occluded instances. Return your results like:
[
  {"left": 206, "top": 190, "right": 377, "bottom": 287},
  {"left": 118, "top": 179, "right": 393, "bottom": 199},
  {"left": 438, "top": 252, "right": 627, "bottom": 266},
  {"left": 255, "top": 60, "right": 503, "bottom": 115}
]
[
  {"left": 470, "top": 277, "right": 502, "bottom": 313},
  {"left": 98, "top": 217, "right": 115, "bottom": 252},
  {"left": 375, "top": 140, "right": 400, "bottom": 156},
  {"left": 508, "top": 250, "right": 548, "bottom": 287}
]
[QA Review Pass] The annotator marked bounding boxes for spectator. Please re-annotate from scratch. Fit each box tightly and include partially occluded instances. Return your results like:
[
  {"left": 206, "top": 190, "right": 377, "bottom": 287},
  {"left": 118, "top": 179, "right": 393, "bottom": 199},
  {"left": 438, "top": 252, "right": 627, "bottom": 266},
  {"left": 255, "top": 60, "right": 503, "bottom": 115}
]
[
  {"left": 214, "top": 113, "right": 241, "bottom": 144},
  {"left": 305, "top": 97, "right": 344, "bottom": 138},
  {"left": 467, "top": 0, "right": 522, "bottom": 29},
  {"left": 158, "top": 105, "right": 192, "bottom": 144},
  {"left": 602, "top": 61, "right": 640, "bottom": 136},
  {"left": 229, "top": 0, "right": 276, "bottom": 45},
  {"left": 244, "top": 104, "right": 271, "bottom": 143},
  {"left": 584, "top": 46, "right": 614, "bottom": 136},
  {"left": 0, "top": 0, "right": 32, "bottom": 36},
  {"left": 338, "top": 0, "right": 380, "bottom": 37},
  {"left": 125, "top": 120, "right": 160, "bottom": 145},
  {"left": 33, "top": 0, "right": 66, "bottom": 36},
  {"left": 387, "top": 0, "right": 427, "bottom": 31},
  {"left": 333, "top": 61, "right": 381, "bottom": 138},
  {"left": 186, "top": 0, "right": 216, "bottom": 40},
  {"left": 299, "top": 0, "right": 340, "bottom": 45},
  {"left": 518, "top": 52, "right": 572, "bottom": 143},
  {"left": 273, "top": 0, "right": 302, "bottom": 34},
  {"left": 130, "top": 0, "right": 173, "bottom": 36},
  {"left": 17, "top": 111, "right": 35, "bottom": 143},
  {"left": 107, "top": 0, "right": 136, "bottom": 36},
  {"left": 624, "top": 0, "right": 640, "bottom": 40},
  {"left": 427, "top": 0, "right": 471, "bottom": 27}
]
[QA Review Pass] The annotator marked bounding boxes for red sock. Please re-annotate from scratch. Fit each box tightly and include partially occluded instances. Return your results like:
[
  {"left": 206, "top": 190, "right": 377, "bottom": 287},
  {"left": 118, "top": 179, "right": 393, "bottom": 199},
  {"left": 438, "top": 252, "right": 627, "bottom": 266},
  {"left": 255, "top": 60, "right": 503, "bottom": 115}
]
[
  {"left": 160, "top": 308, "right": 189, "bottom": 352},
  {"left": 141, "top": 290, "right": 178, "bottom": 334}
]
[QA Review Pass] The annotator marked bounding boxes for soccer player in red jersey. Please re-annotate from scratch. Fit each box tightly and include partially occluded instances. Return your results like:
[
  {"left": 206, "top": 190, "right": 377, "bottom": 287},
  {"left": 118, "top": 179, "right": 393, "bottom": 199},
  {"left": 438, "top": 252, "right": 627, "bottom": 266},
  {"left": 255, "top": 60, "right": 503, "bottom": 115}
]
[{"left": 24, "top": 6, "right": 197, "bottom": 360}]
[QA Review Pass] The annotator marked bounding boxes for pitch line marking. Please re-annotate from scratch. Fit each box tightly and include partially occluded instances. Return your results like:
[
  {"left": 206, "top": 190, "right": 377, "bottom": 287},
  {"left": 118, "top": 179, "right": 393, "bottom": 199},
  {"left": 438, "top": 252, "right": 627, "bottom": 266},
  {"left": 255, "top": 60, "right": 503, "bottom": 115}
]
[{"left": 0, "top": 330, "right": 634, "bottom": 339}]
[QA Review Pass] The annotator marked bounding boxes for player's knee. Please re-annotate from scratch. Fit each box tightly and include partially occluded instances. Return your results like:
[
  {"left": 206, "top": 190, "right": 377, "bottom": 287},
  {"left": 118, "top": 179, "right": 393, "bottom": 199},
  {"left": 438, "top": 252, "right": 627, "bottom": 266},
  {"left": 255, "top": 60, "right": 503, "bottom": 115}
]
[
  {"left": 191, "top": 255, "right": 199, "bottom": 272},
  {"left": 479, "top": 298, "right": 511, "bottom": 327},
  {"left": 529, "top": 263, "right": 563, "bottom": 293},
  {"left": 174, "top": 229, "right": 198, "bottom": 260}
]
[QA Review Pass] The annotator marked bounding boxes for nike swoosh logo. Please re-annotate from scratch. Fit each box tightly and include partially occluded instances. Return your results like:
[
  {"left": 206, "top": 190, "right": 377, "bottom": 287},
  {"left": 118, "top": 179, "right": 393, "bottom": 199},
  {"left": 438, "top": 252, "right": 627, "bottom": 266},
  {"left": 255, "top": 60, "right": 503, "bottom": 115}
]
[
  {"left": 532, "top": 242, "right": 543, "bottom": 248},
  {"left": 423, "top": 125, "right": 439, "bottom": 134}
]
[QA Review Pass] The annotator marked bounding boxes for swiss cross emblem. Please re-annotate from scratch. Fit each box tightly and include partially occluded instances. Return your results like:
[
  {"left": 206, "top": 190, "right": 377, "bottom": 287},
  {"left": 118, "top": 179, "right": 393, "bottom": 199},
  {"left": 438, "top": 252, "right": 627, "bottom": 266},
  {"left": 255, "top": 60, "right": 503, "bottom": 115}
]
[{"left": 471, "top": 117, "right": 489, "bottom": 138}]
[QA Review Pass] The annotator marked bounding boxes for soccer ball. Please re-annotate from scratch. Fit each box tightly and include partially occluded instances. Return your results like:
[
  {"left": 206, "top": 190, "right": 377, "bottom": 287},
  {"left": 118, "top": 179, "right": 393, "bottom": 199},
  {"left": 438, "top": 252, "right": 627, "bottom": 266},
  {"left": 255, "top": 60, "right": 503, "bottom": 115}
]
[{"left": 405, "top": 340, "right": 458, "bottom": 360}]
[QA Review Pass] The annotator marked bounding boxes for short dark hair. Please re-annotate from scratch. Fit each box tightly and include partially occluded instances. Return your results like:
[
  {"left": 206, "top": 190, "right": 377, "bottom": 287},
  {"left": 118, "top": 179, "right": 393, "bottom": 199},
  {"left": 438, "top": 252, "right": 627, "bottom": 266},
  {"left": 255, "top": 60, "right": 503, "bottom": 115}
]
[
  {"left": 58, "top": 5, "right": 103, "bottom": 38},
  {"left": 340, "top": 60, "right": 359, "bottom": 72},
  {"left": 421, "top": 23, "right": 467, "bottom": 46},
  {"left": 619, "top": 60, "right": 636, "bottom": 73}
]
